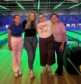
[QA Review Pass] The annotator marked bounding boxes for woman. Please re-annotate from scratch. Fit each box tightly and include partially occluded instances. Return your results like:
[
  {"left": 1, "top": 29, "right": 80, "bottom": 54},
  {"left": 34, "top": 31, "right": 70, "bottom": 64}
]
[
  {"left": 37, "top": 13, "right": 55, "bottom": 73},
  {"left": 23, "top": 12, "right": 37, "bottom": 78},
  {"left": 8, "top": 15, "right": 23, "bottom": 78},
  {"left": 51, "top": 13, "right": 67, "bottom": 76}
]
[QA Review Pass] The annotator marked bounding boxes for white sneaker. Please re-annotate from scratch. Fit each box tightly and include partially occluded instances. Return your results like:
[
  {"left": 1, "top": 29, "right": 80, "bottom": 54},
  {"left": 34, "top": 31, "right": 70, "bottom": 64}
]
[
  {"left": 30, "top": 70, "right": 34, "bottom": 78},
  {"left": 19, "top": 69, "right": 22, "bottom": 76},
  {"left": 14, "top": 72, "right": 18, "bottom": 78}
]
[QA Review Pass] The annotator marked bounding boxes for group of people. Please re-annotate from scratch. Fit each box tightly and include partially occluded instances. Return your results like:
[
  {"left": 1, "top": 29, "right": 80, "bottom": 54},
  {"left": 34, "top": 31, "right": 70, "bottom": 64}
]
[{"left": 8, "top": 12, "right": 66, "bottom": 78}]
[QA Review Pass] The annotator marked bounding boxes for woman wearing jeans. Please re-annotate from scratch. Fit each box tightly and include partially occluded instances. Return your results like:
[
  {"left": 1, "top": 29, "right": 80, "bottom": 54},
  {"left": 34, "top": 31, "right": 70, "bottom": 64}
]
[
  {"left": 8, "top": 15, "right": 23, "bottom": 78},
  {"left": 23, "top": 12, "right": 37, "bottom": 78}
]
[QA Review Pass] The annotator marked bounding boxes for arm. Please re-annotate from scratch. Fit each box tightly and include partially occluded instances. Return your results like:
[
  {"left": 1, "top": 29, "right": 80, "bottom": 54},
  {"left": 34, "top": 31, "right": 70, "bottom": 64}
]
[
  {"left": 22, "top": 20, "right": 27, "bottom": 31},
  {"left": 8, "top": 29, "right": 12, "bottom": 50},
  {"left": 61, "top": 33, "right": 66, "bottom": 45},
  {"left": 36, "top": 24, "right": 39, "bottom": 34},
  {"left": 35, "top": 24, "right": 38, "bottom": 34},
  {"left": 60, "top": 23, "right": 66, "bottom": 52}
]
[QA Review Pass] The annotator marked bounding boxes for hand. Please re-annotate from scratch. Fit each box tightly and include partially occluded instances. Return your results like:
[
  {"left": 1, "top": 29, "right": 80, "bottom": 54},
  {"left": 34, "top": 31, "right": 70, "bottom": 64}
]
[
  {"left": 8, "top": 45, "right": 12, "bottom": 51},
  {"left": 59, "top": 44, "right": 64, "bottom": 52}
]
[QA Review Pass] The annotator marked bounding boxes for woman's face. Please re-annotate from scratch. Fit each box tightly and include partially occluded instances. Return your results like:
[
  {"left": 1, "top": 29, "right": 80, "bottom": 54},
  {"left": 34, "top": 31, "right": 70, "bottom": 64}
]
[
  {"left": 39, "top": 15, "right": 45, "bottom": 22},
  {"left": 29, "top": 13, "right": 36, "bottom": 21},
  {"left": 14, "top": 16, "right": 21, "bottom": 25},
  {"left": 51, "top": 15, "right": 58, "bottom": 23}
]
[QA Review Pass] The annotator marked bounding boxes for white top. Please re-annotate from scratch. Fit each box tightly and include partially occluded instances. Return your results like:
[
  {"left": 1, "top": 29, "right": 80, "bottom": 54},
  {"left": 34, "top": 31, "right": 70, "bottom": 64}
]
[
  {"left": 37, "top": 20, "right": 52, "bottom": 38},
  {"left": 52, "top": 22, "right": 66, "bottom": 42}
]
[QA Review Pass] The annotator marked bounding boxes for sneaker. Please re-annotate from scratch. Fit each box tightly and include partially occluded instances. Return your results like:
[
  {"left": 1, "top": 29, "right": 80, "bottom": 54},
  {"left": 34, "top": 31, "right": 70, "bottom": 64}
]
[
  {"left": 42, "top": 66, "right": 47, "bottom": 73},
  {"left": 47, "top": 66, "right": 51, "bottom": 73},
  {"left": 19, "top": 69, "right": 22, "bottom": 76},
  {"left": 30, "top": 70, "right": 34, "bottom": 78},
  {"left": 14, "top": 72, "right": 18, "bottom": 78},
  {"left": 57, "top": 73, "right": 63, "bottom": 77}
]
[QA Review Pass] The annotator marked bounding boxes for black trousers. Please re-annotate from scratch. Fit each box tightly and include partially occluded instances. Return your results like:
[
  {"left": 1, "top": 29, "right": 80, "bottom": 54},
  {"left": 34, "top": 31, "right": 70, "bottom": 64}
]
[
  {"left": 39, "top": 35, "right": 55, "bottom": 66},
  {"left": 54, "top": 41, "right": 66, "bottom": 75}
]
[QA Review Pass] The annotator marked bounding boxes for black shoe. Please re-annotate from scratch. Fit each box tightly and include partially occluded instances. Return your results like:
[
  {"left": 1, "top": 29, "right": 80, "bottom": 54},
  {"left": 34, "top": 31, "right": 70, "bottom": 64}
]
[
  {"left": 55, "top": 72, "right": 62, "bottom": 77},
  {"left": 55, "top": 70, "right": 58, "bottom": 74},
  {"left": 58, "top": 73, "right": 62, "bottom": 76}
]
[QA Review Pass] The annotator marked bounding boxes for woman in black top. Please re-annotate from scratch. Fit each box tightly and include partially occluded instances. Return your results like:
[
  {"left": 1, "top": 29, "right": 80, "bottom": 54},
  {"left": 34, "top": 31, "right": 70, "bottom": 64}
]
[{"left": 23, "top": 12, "right": 37, "bottom": 78}]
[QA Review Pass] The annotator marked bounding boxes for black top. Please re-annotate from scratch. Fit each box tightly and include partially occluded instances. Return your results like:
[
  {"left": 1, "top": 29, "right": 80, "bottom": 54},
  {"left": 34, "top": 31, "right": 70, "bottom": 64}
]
[{"left": 23, "top": 20, "right": 36, "bottom": 37}]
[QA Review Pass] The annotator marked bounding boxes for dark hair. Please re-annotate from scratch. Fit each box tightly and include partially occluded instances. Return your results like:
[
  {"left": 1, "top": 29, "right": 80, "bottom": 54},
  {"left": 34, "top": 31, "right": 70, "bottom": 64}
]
[
  {"left": 39, "top": 12, "right": 44, "bottom": 16},
  {"left": 50, "top": 13, "right": 58, "bottom": 18},
  {"left": 13, "top": 15, "right": 20, "bottom": 25}
]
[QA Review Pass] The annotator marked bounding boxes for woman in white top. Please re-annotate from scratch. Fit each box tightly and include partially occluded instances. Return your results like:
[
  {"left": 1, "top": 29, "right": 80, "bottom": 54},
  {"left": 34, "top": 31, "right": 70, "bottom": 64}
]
[
  {"left": 37, "top": 13, "right": 55, "bottom": 73},
  {"left": 51, "top": 13, "right": 67, "bottom": 76}
]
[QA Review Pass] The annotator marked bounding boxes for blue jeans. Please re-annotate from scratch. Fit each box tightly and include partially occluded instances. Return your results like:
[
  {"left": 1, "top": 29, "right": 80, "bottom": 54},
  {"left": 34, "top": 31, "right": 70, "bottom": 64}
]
[{"left": 24, "top": 36, "right": 37, "bottom": 70}]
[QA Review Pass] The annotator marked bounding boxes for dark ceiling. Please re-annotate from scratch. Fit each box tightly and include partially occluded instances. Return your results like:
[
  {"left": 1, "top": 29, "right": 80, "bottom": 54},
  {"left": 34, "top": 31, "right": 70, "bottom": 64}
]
[{"left": 0, "top": 0, "right": 81, "bottom": 14}]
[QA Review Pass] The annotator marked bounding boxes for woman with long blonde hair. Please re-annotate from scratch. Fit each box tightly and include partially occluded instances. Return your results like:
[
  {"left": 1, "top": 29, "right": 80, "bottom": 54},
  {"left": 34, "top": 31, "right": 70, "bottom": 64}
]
[{"left": 23, "top": 12, "right": 37, "bottom": 78}]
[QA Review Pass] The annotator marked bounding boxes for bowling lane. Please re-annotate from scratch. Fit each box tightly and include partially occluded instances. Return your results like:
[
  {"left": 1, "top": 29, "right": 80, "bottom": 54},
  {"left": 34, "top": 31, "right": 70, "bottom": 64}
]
[
  {"left": 0, "top": 34, "right": 8, "bottom": 41},
  {"left": 67, "top": 29, "right": 81, "bottom": 35},
  {"left": 66, "top": 31, "right": 81, "bottom": 41}
]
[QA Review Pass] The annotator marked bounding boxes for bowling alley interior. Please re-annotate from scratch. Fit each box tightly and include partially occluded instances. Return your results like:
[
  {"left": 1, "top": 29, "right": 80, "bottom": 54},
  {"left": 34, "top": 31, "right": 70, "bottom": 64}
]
[{"left": 0, "top": 0, "right": 81, "bottom": 84}]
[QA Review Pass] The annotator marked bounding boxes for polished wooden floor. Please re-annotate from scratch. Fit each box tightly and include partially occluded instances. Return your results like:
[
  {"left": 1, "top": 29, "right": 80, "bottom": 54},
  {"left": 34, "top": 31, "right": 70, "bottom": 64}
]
[{"left": 0, "top": 44, "right": 81, "bottom": 84}]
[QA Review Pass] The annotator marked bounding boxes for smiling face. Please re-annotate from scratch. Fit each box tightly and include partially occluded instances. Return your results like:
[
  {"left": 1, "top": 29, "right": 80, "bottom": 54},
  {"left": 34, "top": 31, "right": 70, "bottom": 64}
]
[
  {"left": 39, "top": 14, "right": 45, "bottom": 22},
  {"left": 51, "top": 14, "right": 58, "bottom": 24},
  {"left": 14, "top": 15, "right": 21, "bottom": 25},
  {"left": 29, "top": 12, "right": 36, "bottom": 21}
]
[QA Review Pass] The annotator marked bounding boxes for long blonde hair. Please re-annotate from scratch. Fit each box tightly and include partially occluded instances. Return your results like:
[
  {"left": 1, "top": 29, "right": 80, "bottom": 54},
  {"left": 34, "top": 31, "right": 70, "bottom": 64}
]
[{"left": 25, "top": 12, "right": 36, "bottom": 29}]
